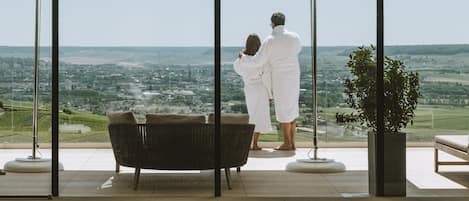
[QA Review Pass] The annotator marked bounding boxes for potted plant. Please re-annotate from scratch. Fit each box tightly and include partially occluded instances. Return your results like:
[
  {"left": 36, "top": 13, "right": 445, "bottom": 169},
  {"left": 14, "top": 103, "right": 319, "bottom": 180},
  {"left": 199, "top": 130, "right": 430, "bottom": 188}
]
[{"left": 342, "top": 46, "right": 420, "bottom": 196}]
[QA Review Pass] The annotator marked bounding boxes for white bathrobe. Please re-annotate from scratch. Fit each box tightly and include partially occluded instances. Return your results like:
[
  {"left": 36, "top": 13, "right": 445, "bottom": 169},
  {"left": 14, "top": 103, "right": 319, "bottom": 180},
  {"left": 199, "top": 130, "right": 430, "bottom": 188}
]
[
  {"left": 233, "top": 57, "right": 272, "bottom": 133},
  {"left": 239, "top": 26, "right": 302, "bottom": 123}
]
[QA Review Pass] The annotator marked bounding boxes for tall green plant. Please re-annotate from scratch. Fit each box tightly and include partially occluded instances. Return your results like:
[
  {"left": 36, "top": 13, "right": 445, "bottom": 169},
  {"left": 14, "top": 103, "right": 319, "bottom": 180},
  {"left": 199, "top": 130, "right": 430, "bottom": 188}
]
[{"left": 343, "top": 46, "right": 420, "bottom": 133}]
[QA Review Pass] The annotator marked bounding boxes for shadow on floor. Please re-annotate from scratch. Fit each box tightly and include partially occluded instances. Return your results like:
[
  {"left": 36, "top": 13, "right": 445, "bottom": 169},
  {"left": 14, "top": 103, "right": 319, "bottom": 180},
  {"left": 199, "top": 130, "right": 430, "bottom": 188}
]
[
  {"left": 248, "top": 150, "right": 296, "bottom": 158},
  {"left": 2, "top": 170, "right": 469, "bottom": 198},
  {"left": 406, "top": 171, "right": 469, "bottom": 197},
  {"left": 438, "top": 172, "right": 469, "bottom": 188}
]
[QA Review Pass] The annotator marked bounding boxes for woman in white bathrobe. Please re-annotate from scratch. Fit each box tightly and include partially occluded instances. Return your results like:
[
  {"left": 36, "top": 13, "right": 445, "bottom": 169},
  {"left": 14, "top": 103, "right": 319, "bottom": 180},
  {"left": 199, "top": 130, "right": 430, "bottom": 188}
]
[{"left": 233, "top": 34, "right": 272, "bottom": 150}]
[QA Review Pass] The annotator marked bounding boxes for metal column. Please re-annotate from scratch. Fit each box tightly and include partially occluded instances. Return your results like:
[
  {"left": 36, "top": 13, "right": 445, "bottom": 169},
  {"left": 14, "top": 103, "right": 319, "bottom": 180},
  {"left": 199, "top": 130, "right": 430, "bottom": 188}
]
[
  {"left": 214, "top": 0, "right": 221, "bottom": 197},
  {"left": 376, "top": 0, "right": 385, "bottom": 196},
  {"left": 51, "top": 0, "right": 59, "bottom": 197}
]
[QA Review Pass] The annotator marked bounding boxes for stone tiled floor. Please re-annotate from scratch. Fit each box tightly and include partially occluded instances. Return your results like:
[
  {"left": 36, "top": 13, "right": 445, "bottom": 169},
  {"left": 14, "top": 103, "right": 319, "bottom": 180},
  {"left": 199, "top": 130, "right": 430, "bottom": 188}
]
[{"left": 0, "top": 148, "right": 468, "bottom": 197}]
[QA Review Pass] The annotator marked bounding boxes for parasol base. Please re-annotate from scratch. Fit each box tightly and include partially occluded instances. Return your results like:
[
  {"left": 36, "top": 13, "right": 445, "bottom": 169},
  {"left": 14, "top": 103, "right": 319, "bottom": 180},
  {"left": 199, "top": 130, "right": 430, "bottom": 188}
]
[
  {"left": 4, "top": 157, "right": 64, "bottom": 173},
  {"left": 286, "top": 158, "right": 346, "bottom": 173}
]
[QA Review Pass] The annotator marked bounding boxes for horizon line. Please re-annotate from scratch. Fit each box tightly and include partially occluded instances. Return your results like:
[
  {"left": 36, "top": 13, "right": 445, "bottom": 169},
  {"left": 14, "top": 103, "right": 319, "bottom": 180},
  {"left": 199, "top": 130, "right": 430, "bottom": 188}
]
[{"left": 1, "top": 43, "right": 469, "bottom": 48}]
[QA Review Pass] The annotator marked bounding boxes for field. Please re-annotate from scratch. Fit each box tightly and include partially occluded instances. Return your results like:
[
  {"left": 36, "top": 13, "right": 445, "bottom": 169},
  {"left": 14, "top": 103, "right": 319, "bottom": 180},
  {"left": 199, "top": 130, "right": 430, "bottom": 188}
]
[
  {"left": 0, "top": 102, "right": 108, "bottom": 143},
  {"left": 1, "top": 102, "right": 468, "bottom": 144},
  {"left": 2, "top": 45, "right": 469, "bottom": 144}
]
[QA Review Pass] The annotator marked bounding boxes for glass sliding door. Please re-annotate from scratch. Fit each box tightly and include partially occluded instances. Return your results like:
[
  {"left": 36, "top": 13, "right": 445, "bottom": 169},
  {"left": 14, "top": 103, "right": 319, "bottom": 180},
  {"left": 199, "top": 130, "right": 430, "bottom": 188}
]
[
  {"left": 385, "top": 0, "right": 469, "bottom": 196},
  {"left": 220, "top": 0, "right": 357, "bottom": 197},
  {"left": 0, "top": 0, "right": 52, "bottom": 197},
  {"left": 314, "top": 2, "right": 376, "bottom": 194},
  {"left": 58, "top": 0, "right": 214, "bottom": 196},
  {"left": 315, "top": 0, "right": 376, "bottom": 195},
  {"left": 219, "top": 0, "right": 378, "bottom": 197},
  {"left": 385, "top": 0, "right": 469, "bottom": 143}
]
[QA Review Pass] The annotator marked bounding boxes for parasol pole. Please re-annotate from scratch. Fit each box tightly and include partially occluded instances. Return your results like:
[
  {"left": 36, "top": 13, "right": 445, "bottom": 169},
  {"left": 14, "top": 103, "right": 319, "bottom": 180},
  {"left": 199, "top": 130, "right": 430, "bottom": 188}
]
[
  {"left": 32, "top": 0, "right": 41, "bottom": 159},
  {"left": 311, "top": 0, "right": 319, "bottom": 160},
  {"left": 286, "top": 0, "right": 345, "bottom": 173},
  {"left": 3, "top": 0, "right": 63, "bottom": 173}
]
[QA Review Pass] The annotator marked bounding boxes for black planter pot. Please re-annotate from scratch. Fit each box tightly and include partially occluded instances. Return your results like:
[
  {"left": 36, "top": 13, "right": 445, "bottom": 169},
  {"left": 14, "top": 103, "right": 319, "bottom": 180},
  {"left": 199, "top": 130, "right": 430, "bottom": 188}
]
[{"left": 368, "top": 131, "right": 406, "bottom": 196}]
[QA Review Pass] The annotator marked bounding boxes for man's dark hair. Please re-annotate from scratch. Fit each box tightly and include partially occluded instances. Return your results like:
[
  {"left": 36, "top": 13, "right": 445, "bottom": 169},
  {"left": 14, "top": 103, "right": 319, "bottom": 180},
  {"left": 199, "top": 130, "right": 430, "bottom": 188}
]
[{"left": 271, "top": 12, "right": 285, "bottom": 26}]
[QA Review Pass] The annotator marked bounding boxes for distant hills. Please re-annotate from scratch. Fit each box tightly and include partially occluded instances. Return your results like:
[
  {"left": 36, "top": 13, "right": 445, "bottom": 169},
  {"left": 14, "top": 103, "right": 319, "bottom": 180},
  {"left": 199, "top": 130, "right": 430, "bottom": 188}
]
[
  {"left": 338, "top": 44, "right": 469, "bottom": 56},
  {"left": 1, "top": 44, "right": 469, "bottom": 65}
]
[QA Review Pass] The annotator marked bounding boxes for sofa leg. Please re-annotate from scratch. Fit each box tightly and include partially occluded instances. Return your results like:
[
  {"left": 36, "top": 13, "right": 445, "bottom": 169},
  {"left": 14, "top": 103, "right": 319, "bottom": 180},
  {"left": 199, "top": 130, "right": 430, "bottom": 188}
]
[
  {"left": 116, "top": 161, "right": 120, "bottom": 173},
  {"left": 133, "top": 167, "right": 141, "bottom": 190},
  {"left": 236, "top": 167, "right": 241, "bottom": 172},
  {"left": 434, "top": 148, "right": 439, "bottom": 172},
  {"left": 225, "top": 168, "right": 232, "bottom": 190}
]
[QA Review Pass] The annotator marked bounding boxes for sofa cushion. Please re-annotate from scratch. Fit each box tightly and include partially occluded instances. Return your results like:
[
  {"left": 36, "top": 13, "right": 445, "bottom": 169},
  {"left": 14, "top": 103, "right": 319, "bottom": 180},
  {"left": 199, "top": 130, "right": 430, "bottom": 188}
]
[
  {"left": 107, "top": 112, "right": 137, "bottom": 125},
  {"left": 146, "top": 114, "right": 205, "bottom": 124},
  {"left": 435, "top": 135, "right": 468, "bottom": 152},
  {"left": 208, "top": 113, "right": 249, "bottom": 124}
]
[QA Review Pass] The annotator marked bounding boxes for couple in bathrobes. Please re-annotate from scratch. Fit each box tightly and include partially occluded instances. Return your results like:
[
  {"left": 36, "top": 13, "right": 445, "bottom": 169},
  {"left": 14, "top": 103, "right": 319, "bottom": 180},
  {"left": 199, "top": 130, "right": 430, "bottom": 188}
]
[{"left": 234, "top": 12, "right": 301, "bottom": 151}]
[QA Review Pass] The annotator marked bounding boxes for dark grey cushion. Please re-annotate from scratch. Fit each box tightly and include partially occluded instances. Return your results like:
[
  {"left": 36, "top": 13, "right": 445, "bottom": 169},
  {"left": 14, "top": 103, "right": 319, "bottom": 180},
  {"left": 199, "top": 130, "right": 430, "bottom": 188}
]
[{"left": 146, "top": 114, "right": 206, "bottom": 124}]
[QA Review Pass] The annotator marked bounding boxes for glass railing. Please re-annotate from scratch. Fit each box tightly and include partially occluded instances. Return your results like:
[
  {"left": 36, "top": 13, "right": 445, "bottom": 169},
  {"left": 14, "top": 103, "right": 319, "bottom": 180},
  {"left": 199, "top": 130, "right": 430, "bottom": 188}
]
[
  {"left": 0, "top": 0, "right": 52, "bottom": 145},
  {"left": 3, "top": 0, "right": 465, "bottom": 146}
]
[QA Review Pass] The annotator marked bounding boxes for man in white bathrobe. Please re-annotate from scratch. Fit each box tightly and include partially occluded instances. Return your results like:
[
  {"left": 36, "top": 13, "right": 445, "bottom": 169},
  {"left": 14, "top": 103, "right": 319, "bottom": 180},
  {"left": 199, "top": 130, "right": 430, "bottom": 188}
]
[{"left": 239, "top": 12, "right": 301, "bottom": 150}]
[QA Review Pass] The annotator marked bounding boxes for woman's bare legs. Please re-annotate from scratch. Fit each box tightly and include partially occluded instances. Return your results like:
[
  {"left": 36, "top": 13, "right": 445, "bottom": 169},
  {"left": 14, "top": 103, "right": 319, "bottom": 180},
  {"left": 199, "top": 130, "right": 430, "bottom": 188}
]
[
  {"left": 251, "top": 132, "right": 262, "bottom": 150},
  {"left": 290, "top": 119, "right": 297, "bottom": 150},
  {"left": 275, "top": 122, "right": 293, "bottom": 150}
]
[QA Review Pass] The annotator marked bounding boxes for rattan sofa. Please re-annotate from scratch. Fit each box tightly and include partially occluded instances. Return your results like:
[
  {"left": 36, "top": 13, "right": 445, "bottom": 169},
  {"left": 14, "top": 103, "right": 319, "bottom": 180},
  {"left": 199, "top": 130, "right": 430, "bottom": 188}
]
[
  {"left": 107, "top": 112, "right": 254, "bottom": 190},
  {"left": 434, "top": 135, "right": 469, "bottom": 172}
]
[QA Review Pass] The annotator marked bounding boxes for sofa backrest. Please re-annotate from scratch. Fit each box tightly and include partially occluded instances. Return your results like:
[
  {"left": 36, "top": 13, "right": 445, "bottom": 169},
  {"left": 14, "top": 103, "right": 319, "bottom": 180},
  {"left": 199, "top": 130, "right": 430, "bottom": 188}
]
[
  {"left": 108, "top": 112, "right": 137, "bottom": 125},
  {"left": 107, "top": 112, "right": 143, "bottom": 168},
  {"left": 219, "top": 124, "right": 255, "bottom": 168},
  {"left": 144, "top": 123, "right": 254, "bottom": 170},
  {"left": 146, "top": 114, "right": 206, "bottom": 124},
  {"left": 207, "top": 113, "right": 249, "bottom": 124}
]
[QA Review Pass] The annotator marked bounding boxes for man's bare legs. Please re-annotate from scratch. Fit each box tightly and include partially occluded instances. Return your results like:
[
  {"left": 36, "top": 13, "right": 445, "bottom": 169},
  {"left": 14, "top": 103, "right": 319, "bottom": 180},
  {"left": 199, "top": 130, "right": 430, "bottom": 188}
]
[
  {"left": 274, "top": 120, "right": 296, "bottom": 150},
  {"left": 275, "top": 122, "right": 293, "bottom": 150},
  {"left": 251, "top": 132, "right": 262, "bottom": 150},
  {"left": 290, "top": 119, "right": 297, "bottom": 150}
]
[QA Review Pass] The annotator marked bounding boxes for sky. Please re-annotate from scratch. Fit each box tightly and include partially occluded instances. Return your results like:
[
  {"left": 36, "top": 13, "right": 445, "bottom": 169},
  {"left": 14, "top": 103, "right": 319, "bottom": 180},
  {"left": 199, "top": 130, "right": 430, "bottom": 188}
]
[{"left": 1, "top": 0, "right": 469, "bottom": 46}]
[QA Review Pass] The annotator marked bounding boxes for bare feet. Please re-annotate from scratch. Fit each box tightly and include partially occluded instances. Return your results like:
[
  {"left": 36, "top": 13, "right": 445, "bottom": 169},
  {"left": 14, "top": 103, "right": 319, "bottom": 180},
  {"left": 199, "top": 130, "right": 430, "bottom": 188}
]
[
  {"left": 250, "top": 146, "right": 262, "bottom": 151},
  {"left": 274, "top": 143, "right": 294, "bottom": 151}
]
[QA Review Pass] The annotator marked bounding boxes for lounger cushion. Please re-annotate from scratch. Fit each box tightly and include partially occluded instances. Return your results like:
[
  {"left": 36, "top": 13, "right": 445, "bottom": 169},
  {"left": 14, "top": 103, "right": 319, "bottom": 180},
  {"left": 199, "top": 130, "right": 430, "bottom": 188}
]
[
  {"left": 208, "top": 113, "right": 249, "bottom": 124},
  {"left": 107, "top": 112, "right": 137, "bottom": 125},
  {"left": 146, "top": 114, "right": 205, "bottom": 124},
  {"left": 435, "top": 135, "right": 468, "bottom": 152}
]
